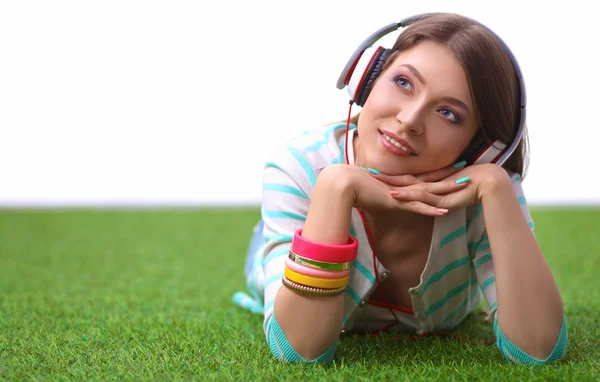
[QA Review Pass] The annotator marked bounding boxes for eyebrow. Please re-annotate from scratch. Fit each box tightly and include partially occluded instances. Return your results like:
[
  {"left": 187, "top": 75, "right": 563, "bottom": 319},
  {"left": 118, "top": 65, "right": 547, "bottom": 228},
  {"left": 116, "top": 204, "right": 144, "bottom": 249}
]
[{"left": 398, "top": 63, "right": 472, "bottom": 116}]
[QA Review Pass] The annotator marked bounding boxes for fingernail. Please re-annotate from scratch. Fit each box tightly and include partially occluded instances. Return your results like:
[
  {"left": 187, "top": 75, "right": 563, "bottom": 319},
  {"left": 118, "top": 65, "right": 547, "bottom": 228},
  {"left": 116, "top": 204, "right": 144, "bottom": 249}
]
[
  {"left": 456, "top": 176, "right": 470, "bottom": 184},
  {"left": 361, "top": 167, "right": 380, "bottom": 175},
  {"left": 453, "top": 160, "right": 467, "bottom": 168},
  {"left": 437, "top": 208, "right": 448, "bottom": 214}
]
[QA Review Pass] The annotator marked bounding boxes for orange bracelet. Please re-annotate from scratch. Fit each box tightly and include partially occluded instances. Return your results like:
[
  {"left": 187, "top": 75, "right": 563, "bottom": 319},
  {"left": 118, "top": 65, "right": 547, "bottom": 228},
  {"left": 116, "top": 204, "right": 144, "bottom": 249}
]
[{"left": 284, "top": 267, "right": 349, "bottom": 289}]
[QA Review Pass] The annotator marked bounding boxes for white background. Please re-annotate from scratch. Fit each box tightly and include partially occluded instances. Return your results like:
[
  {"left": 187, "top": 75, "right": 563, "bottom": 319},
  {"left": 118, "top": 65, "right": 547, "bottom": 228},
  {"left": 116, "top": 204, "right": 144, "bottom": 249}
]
[{"left": 1, "top": 0, "right": 598, "bottom": 207}]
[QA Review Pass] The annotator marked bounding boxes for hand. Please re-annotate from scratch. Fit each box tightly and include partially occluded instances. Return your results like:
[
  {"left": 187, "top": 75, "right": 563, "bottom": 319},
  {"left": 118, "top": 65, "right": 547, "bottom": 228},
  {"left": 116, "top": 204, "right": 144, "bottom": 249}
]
[
  {"left": 342, "top": 163, "right": 469, "bottom": 216},
  {"left": 383, "top": 163, "right": 511, "bottom": 211}
]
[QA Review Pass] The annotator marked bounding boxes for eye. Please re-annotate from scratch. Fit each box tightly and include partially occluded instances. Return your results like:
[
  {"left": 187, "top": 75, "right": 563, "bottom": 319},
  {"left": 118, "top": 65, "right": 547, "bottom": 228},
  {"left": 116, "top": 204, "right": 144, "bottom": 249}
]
[
  {"left": 394, "top": 76, "right": 413, "bottom": 92},
  {"left": 439, "top": 108, "right": 460, "bottom": 123}
]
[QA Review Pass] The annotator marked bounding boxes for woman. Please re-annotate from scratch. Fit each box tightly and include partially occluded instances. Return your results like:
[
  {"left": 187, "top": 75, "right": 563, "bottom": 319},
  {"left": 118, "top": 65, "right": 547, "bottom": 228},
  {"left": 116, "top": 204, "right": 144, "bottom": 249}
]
[{"left": 233, "top": 12, "right": 568, "bottom": 366}]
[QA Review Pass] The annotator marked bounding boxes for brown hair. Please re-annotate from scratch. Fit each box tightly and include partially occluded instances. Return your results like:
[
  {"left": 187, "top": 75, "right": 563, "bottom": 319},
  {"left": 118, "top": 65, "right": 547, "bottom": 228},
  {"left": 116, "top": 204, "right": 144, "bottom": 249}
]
[{"left": 343, "top": 13, "right": 529, "bottom": 177}]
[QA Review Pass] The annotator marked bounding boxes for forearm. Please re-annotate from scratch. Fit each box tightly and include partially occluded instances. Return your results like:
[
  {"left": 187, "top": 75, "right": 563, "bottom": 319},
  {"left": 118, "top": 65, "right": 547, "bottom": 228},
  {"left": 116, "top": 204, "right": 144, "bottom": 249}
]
[
  {"left": 481, "top": 175, "right": 564, "bottom": 359},
  {"left": 273, "top": 166, "right": 355, "bottom": 360}
]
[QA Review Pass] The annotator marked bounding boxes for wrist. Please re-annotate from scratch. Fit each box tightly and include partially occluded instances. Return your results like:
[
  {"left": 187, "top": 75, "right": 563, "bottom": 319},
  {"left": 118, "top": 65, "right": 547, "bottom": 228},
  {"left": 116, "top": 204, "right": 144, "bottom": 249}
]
[
  {"left": 478, "top": 167, "right": 513, "bottom": 202},
  {"left": 315, "top": 164, "right": 358, "bottom": 206},
  {"left": 302, "top": 165, "right": 355, "bottom": 245}
]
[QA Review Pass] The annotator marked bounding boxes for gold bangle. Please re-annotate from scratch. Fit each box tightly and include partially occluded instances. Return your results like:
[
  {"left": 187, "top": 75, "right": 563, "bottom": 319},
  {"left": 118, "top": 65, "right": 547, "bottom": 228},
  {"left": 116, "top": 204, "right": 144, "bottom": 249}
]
[
  {"left": 282, "top": 276, "right": 345, "bottom": 297},
  {"left": 289, "top": 250, "right": 353, "bottom": 271},
  {"left": 284, "top": 267, "right": 349, "bottom": 289}
]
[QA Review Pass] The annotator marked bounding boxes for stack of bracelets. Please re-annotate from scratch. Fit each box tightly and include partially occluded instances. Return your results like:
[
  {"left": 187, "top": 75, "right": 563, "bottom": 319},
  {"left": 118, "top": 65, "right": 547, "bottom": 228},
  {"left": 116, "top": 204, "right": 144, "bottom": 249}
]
[{"left": 282, "top": 229, "right": 359, "bottom": 297}]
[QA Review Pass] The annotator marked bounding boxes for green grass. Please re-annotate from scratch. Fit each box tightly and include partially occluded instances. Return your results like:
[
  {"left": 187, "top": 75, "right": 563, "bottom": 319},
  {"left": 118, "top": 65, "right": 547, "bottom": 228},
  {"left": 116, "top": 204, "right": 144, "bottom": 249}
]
[{"left": 1, "top": 207, "right": 599, "bottom": 380}]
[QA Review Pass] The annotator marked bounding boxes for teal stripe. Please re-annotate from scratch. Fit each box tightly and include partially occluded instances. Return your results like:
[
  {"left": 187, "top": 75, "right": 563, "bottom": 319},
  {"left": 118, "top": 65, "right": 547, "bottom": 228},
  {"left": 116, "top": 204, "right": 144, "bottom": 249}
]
[
  {"left": 262, "top": 210, "right": 306, "bottom": 221},
  {"left": 440, "top": 225, "right": 467, "bottom": 248},
  {"left": 329, "top": 156, "right": 343, "bottom": 165},
  {"left": 495, "top": 315, "right": 568, "bottom": 366},
  {"left": 435, "top": 287, "right": 480, "bottom": 330},
  {"left": 343, "top": 315, "right": 349, "bottom": 325},
  {"left": 468, "top": 234, "right": 488, "bottom": 252},
  {"left": 264, "top": 234, "right": 293, "bottom": 243},
  {"left": 263, "top": 183, "right": 309, "bottom": 200},
  {"left": 467, "top": 241, "right": 477, "bottom": 251},
  {"left": 329, "top": 138, "right": 346, "bottom": 166},
  {"left": 265, "top": 161, "right": 283, "bottom": 171},
  {"left": 232, "top": 292, "right": 263, "bottom": 314},
  {"left": 491, "top": 301, "right": 497, "bottom": 311},
  {"left": 528, "top": 221, "right": 535, "bottom": 229},
  {"left": 425, "top": 279, "right": 477, "bottom": 317},
  {"left": 344, "top": 286, "right": 361, "bottom": 305},
  {"left": 262, "top": 248, "right": 289, "bottom": 267},
  {"left": 349, "top": 226, "right": 357, "bottom": 238},
  {"left": 476, "top": 242, "right": 490, "bottom": 252},
  {"left": 304, "top": 123, "right": 347, "bottom": 153},
  {"left": 286, "top": 144, "right": 317, "bottom": 186},
  {"left": 512, "top": 174, "right": 522, "bottom": 183},
  {"left": 422, "top": 256, "right": 470, "bottom": 294},
  {"left": 292, "top": 129, "right": 311, "bottom": 138},
  {"left": 467, "top": 204, "right": 483, "bottom": 228},
  {"left": 265, "top": 272, "right": 284, "bottom": 288},
  {"left": 481, "top": 275, "right": 496, "bottom": 292},
  {"left": 474, "top": 253, "right": 492, "bottom": 269},
  {"left": 517, "top": 196, "right": 527, "bottom": 204},
  {"left": 352, "top": 260, "right": 375, "bottom": 284},
  {"left": 264, "top": 300, "right": 274, "bottom": 312}
]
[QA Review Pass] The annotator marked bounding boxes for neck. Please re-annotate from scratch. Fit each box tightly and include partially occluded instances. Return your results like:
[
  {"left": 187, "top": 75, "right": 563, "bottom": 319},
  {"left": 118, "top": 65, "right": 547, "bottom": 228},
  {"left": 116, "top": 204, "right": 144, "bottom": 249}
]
[{"left": 360, "top": 207, "right": 433, "bottom": 237}]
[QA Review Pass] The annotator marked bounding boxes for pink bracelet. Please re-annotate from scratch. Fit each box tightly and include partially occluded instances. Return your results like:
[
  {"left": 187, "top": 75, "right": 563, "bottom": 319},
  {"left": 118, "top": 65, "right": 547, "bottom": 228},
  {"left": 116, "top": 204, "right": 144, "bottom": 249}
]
[
  {"left": 285, "top": 258, "right": 350, "bottom": 279},
  {"left": 291, "top": 229, "right": 358, "bottom": 263}
]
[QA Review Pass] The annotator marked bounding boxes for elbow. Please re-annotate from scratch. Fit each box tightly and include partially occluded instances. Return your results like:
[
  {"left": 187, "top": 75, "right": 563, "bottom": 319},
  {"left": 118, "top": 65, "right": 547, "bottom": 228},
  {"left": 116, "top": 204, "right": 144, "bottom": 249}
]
[
  {"left": 511, "top": 341, "right": 565, "bottom": 364},
  {"left": 496, "top": 316, "right": 569, "bottom": 366},
  {"left": 267, "top": 342, "right": 334, "bottom": 364},
  {"left": 265, "top": 315, "right": 338, "bottom": 364}
]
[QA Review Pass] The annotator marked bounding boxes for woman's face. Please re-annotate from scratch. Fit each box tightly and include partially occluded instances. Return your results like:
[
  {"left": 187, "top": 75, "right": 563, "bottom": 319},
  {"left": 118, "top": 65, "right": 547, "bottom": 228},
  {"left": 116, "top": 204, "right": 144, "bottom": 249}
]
[{"left": 355, "top": 40, "right": 480, "bottom": 175}]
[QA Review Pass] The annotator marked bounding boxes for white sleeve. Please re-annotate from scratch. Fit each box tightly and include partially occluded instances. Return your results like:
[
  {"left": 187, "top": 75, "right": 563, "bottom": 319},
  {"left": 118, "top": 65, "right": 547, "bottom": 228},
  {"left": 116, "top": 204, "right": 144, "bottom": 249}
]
[{"left": 260, "top": 141, "right": 315, "bottom": 336}]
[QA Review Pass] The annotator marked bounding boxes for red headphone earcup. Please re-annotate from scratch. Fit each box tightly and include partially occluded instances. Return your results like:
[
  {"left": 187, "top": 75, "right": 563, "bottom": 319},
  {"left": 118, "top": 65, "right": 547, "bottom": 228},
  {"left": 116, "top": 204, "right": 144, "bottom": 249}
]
[{"left": 346, "top": 47, "right": 390, "bottom": 106}]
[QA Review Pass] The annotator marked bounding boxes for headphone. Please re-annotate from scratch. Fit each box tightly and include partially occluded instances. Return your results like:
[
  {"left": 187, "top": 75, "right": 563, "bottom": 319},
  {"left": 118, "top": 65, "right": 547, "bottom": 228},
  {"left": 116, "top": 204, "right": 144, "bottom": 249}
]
[{"left": 336, "top": 13, "right": 526, "bottom": 166}]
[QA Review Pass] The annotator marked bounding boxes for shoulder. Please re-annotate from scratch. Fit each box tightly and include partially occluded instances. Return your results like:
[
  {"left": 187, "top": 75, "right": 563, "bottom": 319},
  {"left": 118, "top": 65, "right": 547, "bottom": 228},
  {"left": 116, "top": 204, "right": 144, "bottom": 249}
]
[{"left": 263, "top": 122, "right": 354, "bottom": 182}]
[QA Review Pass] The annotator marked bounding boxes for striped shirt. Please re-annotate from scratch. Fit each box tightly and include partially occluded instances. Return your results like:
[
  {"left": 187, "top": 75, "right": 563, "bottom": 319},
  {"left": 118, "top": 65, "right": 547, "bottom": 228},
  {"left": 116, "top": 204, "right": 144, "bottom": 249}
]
[{"left": 247, "top": 122, "right": 567, "bottom": 365}]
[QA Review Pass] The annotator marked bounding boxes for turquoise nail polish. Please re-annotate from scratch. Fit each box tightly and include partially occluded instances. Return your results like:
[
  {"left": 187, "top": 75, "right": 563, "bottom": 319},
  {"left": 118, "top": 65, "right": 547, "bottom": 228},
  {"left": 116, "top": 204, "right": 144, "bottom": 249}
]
[
  {"left": 456, "top": 176, "right": 470, "bottom": 184},
  {"left": 453, "top": 160, "right": 467, "bottom": 168},
  {"left": 367, "top": 168, "right": 380, "bottom": 175}
]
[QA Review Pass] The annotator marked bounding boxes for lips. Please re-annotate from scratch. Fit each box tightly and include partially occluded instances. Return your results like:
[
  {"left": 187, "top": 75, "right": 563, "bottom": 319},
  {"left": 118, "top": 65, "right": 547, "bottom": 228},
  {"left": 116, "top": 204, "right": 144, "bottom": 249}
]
[{"left": 379, "top": 130, "right": 417, "bottom": 156}]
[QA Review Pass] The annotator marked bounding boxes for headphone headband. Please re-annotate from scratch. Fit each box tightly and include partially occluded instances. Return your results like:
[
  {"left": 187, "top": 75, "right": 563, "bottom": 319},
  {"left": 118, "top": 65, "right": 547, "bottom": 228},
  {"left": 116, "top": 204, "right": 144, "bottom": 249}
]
[{"left": 336, "top": 13, "right": 527, "bottom": 167}]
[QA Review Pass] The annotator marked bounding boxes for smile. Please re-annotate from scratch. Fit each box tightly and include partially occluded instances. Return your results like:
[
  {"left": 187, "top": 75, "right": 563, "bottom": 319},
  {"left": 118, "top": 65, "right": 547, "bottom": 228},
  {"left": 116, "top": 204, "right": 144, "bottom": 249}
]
[
  {"left": 379, "top": 131, "right": 417, "bottom": 156},
  {"left": 384, "top": 134, "right": 411, "bottom": 152}
]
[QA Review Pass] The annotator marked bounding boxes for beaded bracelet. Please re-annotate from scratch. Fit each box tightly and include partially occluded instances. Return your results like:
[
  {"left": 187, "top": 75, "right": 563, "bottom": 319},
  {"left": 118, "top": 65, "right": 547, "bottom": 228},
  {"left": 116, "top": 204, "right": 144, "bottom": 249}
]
[
  {"left": 284, "top": 267, "right": 349, "bottom": 289},
  {"left": 281, "top": 276, "right": 346, "bottom": 297}
]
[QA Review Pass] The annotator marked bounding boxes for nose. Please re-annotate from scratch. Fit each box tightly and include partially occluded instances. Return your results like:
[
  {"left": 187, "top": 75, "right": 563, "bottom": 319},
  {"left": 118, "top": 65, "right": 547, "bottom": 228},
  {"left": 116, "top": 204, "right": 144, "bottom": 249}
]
[{"left": 395, "top": 101, "right": 425, "bottom": 135}]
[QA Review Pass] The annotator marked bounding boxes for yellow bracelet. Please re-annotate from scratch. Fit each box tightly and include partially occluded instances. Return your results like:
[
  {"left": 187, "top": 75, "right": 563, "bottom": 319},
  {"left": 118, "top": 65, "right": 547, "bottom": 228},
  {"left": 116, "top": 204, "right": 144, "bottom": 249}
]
[{"left": 284, "top": 267, "right": 349, "bottom": 289}]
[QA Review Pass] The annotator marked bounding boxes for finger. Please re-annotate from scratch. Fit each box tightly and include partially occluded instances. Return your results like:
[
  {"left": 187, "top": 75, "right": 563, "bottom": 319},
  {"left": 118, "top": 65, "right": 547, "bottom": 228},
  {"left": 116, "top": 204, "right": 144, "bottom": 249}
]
[
  {"left": 400, "top": 179, "right": 469, "bottom": 195},
  {"left": 434, "top": 185, "right": 478, "bottom": 210},
  {"left": 390, "top": 190, "right": 445, "bottom": 207},
  {"left": 392, "top": 200, "right": 449, "bottom": 216},
  {"left": 369, "top": 173, "right": 423, "bottom": 187},
  {"left": 414, "top": 162, "right": 467, "bottom": 183}
]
